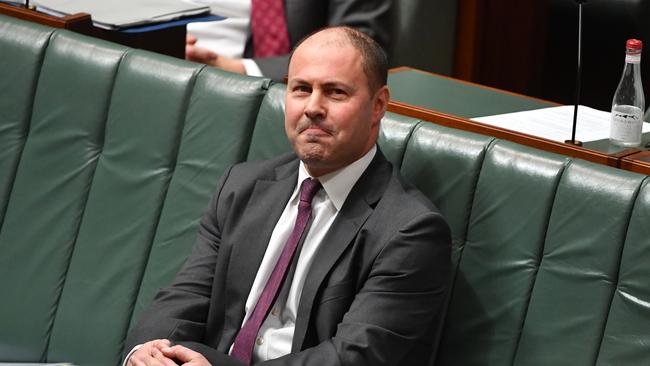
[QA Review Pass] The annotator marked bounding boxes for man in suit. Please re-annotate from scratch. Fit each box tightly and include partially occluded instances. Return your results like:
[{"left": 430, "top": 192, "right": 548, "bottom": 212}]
[
  {"left": 185, "top": 0, "right": 391, "bottom": 81},
  {"left": 125, "top": 26, "right": 451, "bottom": 366}
]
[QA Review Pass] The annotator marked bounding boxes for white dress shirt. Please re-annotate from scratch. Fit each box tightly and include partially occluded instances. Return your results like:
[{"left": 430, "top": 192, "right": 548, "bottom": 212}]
[
  {"left": 238, "top": 146, "right": 377, "bottom": 362},
  {"left": 185, "top": 0, "right": 262, "bottom": 76}
]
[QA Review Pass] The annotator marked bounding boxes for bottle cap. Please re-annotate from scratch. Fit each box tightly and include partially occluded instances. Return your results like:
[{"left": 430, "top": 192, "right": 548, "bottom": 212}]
[{"left": 627, "top": 39, "right": 643, "bottom": 51}]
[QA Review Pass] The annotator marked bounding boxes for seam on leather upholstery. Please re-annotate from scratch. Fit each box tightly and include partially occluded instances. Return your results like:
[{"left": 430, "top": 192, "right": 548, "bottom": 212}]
[
  {"left": 509, "top": 156, "right": 570, "bottom": 365},
  {"left": 591, "top": 175, "right": 648, "bottom": 364},
  {"left": 458, "top": 137, "right": 496, "bottom": 254},
  {"left": 395, "top": 119, "right": 422, "bottom": 170},
  {"left": 0, "top": 24, "right": 55, "bottom": 236}
]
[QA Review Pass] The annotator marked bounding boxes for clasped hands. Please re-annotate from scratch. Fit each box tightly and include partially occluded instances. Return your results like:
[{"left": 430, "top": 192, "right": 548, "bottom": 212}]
[
  {"left": 185, "top": 34, "right": 246, "bottom": 75},
  {"left": 127, "top": 339, "right": 211, "bottom": 366}
]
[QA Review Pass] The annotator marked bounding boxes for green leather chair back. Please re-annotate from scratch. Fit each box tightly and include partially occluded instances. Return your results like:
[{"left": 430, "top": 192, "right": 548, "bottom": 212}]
[
  {"left": 127, "top": 66, "right": 272, "bottom": 332},
  {"left": 0, "top": 14, "right": 271, "bottom": 365},
  {"left": 0, "top": 29, "right": 126, "bottom": 361},
  {"left": 598, "top": 180, "right": 650, "bottom": 365},
  {"left": 401, "top": 121, "right": 650, "bottom": 366},
  {"left": 0, "top": 17, "right": 55, "bottom": 226},
  {"left": 246, "top": 83, "right": 291, "bottom": 161}
]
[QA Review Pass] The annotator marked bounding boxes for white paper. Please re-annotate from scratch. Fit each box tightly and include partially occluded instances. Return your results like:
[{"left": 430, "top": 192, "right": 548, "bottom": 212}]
[
  {"left": 32, "top": 0, "right": 210, "bottom": 29},
  {"left": 471, "top": 105, "right": 650, "bottom": 143}
]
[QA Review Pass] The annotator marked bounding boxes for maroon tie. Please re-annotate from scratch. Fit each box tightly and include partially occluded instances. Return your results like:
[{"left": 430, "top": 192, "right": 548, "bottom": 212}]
[
  {"left": 250, "top": 0, "right": 291, "bottom": 58},
  {"left": 231, "top": 178, "right": 321, "bottom": 364}
]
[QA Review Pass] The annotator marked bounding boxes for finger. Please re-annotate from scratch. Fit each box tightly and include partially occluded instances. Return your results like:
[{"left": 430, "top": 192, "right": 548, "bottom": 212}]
[
  {"left": 186, "top": 34, "right": 197, "bottom": 44},
  {"left": 185, "top": 46, "right": 218, "bottom": 64},
  {"left": 129, "top": 358, "right": 146, "bottom": 366},
  {"left": 127, "top": 356, "right": 145, "bottom": 366},
  {"left": 129, "top": 340, "right": 172, "bottom": 366},
  {"left": 151, "top": 339, "right": 172, "bottom": 350},
  {"left": 131, "top": 354, "right": 167, "bottom": 366},
  {"left": 153, "top": 348, "right": 179, "bottom": 366},
  {"left": 160, "top": 345, "right": 177, "bottom": 359},
  {"left": 161, "top": 345, "right": 202, "bottom": 363},
  {"left": 185, "top": 45, "right": 199, "bottom": 61},
  {"left": 196, "top": 48, "right": 218, "bottom": 63}
]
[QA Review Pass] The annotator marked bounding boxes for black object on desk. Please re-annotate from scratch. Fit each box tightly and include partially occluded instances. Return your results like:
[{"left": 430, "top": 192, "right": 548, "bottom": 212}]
[{"left": 566, "top": 0, "right": 588, "bottom": 146}]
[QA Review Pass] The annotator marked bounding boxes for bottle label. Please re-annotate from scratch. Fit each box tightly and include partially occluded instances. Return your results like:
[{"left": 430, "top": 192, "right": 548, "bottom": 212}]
[
  {"left": 610, "top": 106, "right": 643, "bottom": 144},
  {"left": 625, "top": 54, "right": 641, "bottom": 64}
]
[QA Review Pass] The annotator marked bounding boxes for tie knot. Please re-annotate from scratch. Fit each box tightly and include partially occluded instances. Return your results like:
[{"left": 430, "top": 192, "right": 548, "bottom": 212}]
[{"left": 299, "top": 178, "right": 321, "bottom": 204}]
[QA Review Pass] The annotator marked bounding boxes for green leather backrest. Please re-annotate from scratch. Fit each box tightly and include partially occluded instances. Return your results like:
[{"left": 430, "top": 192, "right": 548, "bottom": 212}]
[
  {"left": 377, "top": 112, "right": 420, "bottom": 168},
  {"left": 0, "top": 29, "right": 125, "bottom": 361},
  {"left": 127, "top": 67, "right": 271, "bottom": 332},
  {"left": 246, "top": 83, "right": 292, "bottom": 161},
  {"left": 401, "top": 122, "right": 494, "bottom": 261},
  {"left": 0, "top": 17, "right": 54, "bottom": 227},
  {"left": 436, "top": 138, "right": 571, "bottom": 365},
  {"left": 513, "top": 161, "right": 642, "bottom": 366},
  {"left": 401, "top": 122, "right": 650, "bottom": 366},
  {"left": 46, "top": 48, "right": 201, "bottom": 365},
  {"left": 597, "top": 180, "right": 650, "bottom": 365},
  {"left": 0, "top": 15, "right": 271, "bottom": 365}
]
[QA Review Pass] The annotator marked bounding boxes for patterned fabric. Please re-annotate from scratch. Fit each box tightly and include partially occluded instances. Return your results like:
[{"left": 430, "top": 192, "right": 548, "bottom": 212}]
[
  {"left": 231, "top": 178, "right": 322, "bottom": 364},
  {"left": 250, "top": 0, "right": 291, "bottom": 58}
]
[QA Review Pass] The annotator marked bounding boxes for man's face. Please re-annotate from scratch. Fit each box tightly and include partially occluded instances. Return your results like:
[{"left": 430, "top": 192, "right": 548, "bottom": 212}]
[{"left": 285, "top": 32, "right": 388, "bottom": 177}]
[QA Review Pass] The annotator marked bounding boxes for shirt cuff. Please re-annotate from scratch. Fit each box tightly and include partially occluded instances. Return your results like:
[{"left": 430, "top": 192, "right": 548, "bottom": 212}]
[
  {"left": 122, "top": 344, "right": 142, "bottom": 366},
  {"left": 241, "top": 58, "right": 263, "bottom": 77}
]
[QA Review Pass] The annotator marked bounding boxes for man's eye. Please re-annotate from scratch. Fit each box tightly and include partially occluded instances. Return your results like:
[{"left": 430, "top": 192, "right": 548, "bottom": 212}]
[
  {"left": 293, "top": 86, "right": 311, "bottom": 94},
  {"left": 329, "top": 89, "right": 347, "bottom": 98}
]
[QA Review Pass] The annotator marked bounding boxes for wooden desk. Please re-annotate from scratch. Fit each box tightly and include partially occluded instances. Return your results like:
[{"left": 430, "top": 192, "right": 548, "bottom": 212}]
[
  {"left": 388, "top": 67, "right": 649, "bottom": 174},
  {"left": 621, "top": 151, "right": 650, "bottom": 175},
  {"left": 0, "top": 2, "right": 185, "bottom": 58}
]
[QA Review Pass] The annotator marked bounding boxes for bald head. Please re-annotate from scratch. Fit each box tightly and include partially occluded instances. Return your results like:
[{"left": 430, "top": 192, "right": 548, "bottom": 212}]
[{"left": 289, "top": 27, "right": 388, "bottom": 93}]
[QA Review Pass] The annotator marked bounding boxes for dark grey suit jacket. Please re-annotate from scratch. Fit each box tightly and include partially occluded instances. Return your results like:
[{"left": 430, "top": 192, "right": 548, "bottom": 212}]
[
  {"left": 126, "top": 150, "right": 451, "bottom": 366},
  {"left": 244, "top": 0, "right": 392, "bottom": 81}
]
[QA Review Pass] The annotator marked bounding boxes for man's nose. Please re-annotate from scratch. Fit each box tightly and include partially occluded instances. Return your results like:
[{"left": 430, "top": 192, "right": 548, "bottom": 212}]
[{"left": 304, "top": 92, "right": 325, "bottom": 119}]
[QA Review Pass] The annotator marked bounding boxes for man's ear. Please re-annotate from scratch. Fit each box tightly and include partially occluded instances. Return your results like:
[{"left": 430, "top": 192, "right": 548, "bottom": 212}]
[{"left": 372, "top": 85, "right": 390, "bottom": 125}]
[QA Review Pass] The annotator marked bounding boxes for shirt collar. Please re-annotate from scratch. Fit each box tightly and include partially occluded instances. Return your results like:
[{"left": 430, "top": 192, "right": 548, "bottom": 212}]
[{"left": 296, "top": 145, "right": 377, "bottom": 211}]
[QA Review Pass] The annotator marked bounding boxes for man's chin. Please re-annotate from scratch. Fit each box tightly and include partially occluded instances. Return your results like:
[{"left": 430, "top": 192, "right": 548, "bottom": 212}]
[{"left": 298, "top": 152, "right": 326, "bottom": 164}]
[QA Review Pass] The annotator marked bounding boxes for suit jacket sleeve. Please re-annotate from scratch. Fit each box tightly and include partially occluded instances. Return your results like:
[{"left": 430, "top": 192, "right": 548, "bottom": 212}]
[{"left": 253, "top": 0, "right": 392, "bottom": 81}]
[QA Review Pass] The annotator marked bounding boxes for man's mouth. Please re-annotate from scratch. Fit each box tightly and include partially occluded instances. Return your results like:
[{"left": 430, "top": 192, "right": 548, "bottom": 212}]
[{"left": 298, "top": 122, "right": 332, "bottom": 135}]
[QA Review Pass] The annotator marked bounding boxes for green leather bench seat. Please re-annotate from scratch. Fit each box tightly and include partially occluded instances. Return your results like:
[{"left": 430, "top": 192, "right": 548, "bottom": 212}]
[{"left": 1, "top": 14, "right": 649, "bottom": 366}]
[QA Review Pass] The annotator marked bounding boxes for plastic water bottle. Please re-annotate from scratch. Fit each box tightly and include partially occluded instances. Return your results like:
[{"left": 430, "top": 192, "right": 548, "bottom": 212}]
[{"left": 610, "top": 39, "right": 645, "bottom": 147}]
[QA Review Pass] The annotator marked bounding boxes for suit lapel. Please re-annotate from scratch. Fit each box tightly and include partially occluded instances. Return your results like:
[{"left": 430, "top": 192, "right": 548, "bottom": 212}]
[
  {"left": 292, "top": 151, "right": 393, "bottom": 351},
  {"left": 220, "top": 159, "right": 298, "bottom": 348}
]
